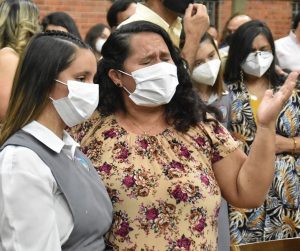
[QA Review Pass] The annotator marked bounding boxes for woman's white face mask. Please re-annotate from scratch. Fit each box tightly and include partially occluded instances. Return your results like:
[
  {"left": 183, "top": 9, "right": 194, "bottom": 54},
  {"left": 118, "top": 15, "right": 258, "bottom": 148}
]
[
  {"left": 95, "top": 38, "right": 106, "bottom": 53},
  {"left": 50, "top": 80, "right": 99, "bottom": 127},
  {"left": 118, "top": 62, "right": 179, "bottom": 107},
  {"left": 241, "top": 51, "right": 274, "bottom": 77},
  {"left": 191, "top": 59, "right": 221, "bottom": 86}
]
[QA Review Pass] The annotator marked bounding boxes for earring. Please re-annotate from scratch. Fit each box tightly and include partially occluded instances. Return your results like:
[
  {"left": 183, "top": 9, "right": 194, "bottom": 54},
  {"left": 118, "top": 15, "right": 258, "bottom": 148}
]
[{"left": 115, "top": 82, "right": 121, "bottom": 87}]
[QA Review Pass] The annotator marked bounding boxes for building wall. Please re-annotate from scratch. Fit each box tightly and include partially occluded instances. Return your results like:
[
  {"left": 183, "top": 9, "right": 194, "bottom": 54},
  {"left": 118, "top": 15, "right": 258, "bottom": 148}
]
[
  {"left": 218, "top": 0, "right": 293, "bottom": 41},
  {"left": 35, "top": 0, "right": 293, "bottom": 41},
  {"left": 35, "top": 0, "right": 111, "bottom": 39}
]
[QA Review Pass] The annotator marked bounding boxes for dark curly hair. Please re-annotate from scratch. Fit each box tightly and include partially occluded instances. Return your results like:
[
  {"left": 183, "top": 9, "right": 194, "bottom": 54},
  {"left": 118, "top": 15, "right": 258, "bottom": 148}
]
[{"left": 96, "top": 21, "right": 221, "bottom": 132}]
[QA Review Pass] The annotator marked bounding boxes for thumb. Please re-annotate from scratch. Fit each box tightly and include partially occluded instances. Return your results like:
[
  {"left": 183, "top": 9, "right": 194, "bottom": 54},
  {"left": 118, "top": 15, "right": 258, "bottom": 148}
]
[{"left": 263, "top": 89, "right": 274, "bottom": 101}]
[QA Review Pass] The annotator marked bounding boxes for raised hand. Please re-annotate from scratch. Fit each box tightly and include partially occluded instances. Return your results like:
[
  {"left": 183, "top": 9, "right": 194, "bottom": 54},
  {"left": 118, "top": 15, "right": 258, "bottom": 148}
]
[
  {"left": 257, "top": 72, "right": 299, "bottom": 130},
  {"left": 183, "top": 3, "right": 209, "bottom": 40},
  {"left": 181, "top": 3, "right": 209, "bottom": 69}
]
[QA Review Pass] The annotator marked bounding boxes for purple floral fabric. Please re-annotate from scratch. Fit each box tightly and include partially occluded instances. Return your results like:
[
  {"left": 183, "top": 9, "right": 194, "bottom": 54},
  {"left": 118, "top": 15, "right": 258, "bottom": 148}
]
[{"left": 70, "top": 112, "right": 239, "bottom": 250}]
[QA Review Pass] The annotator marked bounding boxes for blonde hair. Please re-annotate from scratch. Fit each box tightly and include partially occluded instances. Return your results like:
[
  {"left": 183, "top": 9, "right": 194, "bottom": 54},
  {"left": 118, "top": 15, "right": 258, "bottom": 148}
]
[{"left": 0, "top": 0, "right": 40, "bottom": 54}]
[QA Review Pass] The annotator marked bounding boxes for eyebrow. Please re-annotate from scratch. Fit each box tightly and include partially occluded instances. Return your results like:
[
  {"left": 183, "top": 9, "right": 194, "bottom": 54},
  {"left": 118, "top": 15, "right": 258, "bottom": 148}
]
[
  {"left": 208, "top": 48, "right": 215, "bottom": 55},
  {"left": 141, "top": 50, "right": 171, "bottom": 60},
  {"left": 74, "top": 71, "right": 94, "bottom": 77},
  {"left": 252, "top": 45, "right": 271, "bottom": 51}
]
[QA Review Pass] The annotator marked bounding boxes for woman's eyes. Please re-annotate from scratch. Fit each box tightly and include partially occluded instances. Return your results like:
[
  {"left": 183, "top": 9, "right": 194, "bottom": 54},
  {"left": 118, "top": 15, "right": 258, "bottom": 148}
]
[
  {"left": 195, "top": 61, "right": 204, "bottom": 67},
  {"left": 140, "top": 57, "right": 171, "bottom": 65},
  {"left": 75, "top": 76, "right": 86, "bottom": 82}
]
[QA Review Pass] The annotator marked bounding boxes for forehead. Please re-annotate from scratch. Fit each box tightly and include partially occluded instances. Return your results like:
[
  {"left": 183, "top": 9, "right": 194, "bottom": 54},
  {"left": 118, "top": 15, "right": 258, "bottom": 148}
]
[
  {"left": 196, "top": 40, "right": 216, "bottom": 58},
  {"left": 128, "top": 32, "right": 170, "bottom": 57},
  {"left": 252, "top": 34, "right": 270, "bottom": 48},
  {"left": 65, "top": 48, "right": 97, "bottom": 73},
  {"left": 102, "top": 27, "right": 111, "bottom": 38},
  {"left": 228, "top": 16, "right": 249, "bottom": 30}
]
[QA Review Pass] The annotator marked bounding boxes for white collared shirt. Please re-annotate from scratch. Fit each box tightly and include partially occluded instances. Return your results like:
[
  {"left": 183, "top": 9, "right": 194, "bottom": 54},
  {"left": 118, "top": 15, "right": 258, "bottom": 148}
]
[
  {"left": 118, "top": 3, "right": 182, "bottom": 47},
  {"left": 275, "top": 31, "right": 300, "bottom": 71},
  {"left": 0, "top": 121, "right": 79, "bottom": 251}
]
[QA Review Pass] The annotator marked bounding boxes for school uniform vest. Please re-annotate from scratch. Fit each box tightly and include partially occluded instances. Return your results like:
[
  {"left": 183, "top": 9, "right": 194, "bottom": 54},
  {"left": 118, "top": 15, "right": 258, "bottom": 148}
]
[{"left": 0, "top": 130, "right": 113, "bottom": 251}]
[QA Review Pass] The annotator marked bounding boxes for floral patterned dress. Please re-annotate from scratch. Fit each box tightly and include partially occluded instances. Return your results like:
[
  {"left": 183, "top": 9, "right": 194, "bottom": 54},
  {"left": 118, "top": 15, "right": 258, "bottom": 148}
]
[
  {"left": 70, "top": 112, "right": 239, "bottom": 251},
  {"left": 228, "top": 81, "right": 300, "bottom": 244}
]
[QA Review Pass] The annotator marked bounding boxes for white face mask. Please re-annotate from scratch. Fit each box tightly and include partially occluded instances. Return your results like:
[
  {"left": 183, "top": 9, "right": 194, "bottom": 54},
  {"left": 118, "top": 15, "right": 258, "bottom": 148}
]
[
  {"left": 118, "top": 62, "right": 179, "bottom": 107},
  {"left": 95, "top": 38, "right": 106, "bottom": 53},
  {"left": 50, "top": 80, "right": 99, "bottom": 127},
  {"left": 241, "top": 51, "right": 274, "bottom": 77},
  {"left": 191, "top": 59, "right": 221, "bottom": 86}
]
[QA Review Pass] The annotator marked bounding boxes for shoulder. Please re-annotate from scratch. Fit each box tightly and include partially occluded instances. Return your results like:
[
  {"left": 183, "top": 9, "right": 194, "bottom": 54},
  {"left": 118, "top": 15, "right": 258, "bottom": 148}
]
[
  {"left": 192, "top": 115, "right": 230, "bottom": 140},
  {"left": 0, "top": 145, "right": 54, "bottom": 178},
  {"left": 0, "top": 47, "right": 19, "bottom": 68},
  {"left": 0, "top": 47, "right": 18, "bottom": 59},
  {"left": 68, "top": 110, "right": 113, "bottom": 144},
  {"left": 275, "top": 35, "right": 290, "bottom": 47}
]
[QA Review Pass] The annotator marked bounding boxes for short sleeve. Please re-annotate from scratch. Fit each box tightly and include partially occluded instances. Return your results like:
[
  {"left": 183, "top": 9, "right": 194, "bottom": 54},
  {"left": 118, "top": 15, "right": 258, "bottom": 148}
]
[{"left": 199, "top": 119, "right": 239, "bottom": 164}]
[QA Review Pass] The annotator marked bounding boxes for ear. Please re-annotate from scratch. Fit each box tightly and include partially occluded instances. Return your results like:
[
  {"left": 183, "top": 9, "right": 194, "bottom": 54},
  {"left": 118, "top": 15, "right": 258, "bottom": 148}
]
[{"left": 108, "top": 69, "right": 123, "bottom": 87}]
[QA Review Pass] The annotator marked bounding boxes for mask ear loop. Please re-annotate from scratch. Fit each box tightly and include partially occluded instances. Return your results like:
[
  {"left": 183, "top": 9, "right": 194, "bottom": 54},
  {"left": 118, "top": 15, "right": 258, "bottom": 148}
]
[
  {"left": 55, "top": 79, "right": 68, "bottom": 86},
  {"left": 50, "top": 80, "right": 68, "bottom": 101},
  {"left": 116, "top": 70, "right": 134, "bottom": 95}
]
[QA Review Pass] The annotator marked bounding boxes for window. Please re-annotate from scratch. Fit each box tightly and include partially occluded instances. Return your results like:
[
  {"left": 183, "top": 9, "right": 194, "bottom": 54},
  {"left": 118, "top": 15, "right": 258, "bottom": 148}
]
[
  {"left": 292, "top": 1, "right": 300, "bottom": 20},
  {"left": 196, "top": 0, "right": 222, "bottom": 27}
]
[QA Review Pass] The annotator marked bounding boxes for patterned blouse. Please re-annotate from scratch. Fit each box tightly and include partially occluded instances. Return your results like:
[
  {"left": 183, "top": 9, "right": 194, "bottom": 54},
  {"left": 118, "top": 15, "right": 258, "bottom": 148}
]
[
  {"left": 70, "top": 111, "right": 239, "bottom": 251},
  {"left": 228, "top": 81, "right": 300, "bottom": 244}
]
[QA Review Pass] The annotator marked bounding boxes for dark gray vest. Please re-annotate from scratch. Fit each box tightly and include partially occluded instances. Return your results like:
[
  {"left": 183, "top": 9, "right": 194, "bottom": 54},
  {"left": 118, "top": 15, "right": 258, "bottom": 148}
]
[{"left": 0, "top": 130, "right": 113, "bottom": 251}]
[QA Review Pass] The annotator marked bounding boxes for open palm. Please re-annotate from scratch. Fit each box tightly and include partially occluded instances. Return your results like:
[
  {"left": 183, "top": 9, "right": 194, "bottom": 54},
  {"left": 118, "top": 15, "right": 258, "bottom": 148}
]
[{"left": 257, "top": 72, "right": 298, "bottom": 129}]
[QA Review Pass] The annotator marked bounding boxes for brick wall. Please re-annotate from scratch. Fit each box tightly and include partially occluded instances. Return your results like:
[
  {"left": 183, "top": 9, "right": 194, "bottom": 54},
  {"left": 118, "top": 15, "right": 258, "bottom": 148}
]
[
  {"left": 218, "top": 0, "right": 293, "bottom": 40},
  {"left": 35, "top": 0, "right": 293, "bottom": 41},
  {"left": 35, "top": 0, "right": 112, "bottom": 39},
  {"left": 245, "top": 0, "right": 292, "bottom": 39}
]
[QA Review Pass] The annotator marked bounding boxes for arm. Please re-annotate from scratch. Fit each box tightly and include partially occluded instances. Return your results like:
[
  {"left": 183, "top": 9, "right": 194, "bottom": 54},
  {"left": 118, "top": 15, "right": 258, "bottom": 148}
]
[
  {"left": 0, "top": 147, "right": 63, "bottom": 251},
  {"left": 0, "top": 49, "right": 19, "bottom": 121},
  {"left": 213, "top": 72, "right": 298, "bottom": 208},
  {"left": 181, "top": 4, "right": 209, "bottom": 70},
  {"left": 275, "top": 135, "right": 300, "bottom": 154}
]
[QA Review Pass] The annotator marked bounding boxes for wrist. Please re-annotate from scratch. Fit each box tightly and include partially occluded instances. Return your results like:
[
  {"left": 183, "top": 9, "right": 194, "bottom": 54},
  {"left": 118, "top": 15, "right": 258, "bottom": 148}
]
[
  {"left": 256, "top": 124, "right": 276, "bottom": 134},
  {"left": 292, "top": 137, "right": 297, "bottom": 154}
]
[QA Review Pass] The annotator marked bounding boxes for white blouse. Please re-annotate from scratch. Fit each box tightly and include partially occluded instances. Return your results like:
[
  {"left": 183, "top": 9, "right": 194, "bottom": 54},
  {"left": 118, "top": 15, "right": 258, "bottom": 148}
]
[
  {"left": 0, "top": 121, "right": 78, "bottom": 251},
  {"left": 275, "top": 31, "right": 300, "bottom": 71}
]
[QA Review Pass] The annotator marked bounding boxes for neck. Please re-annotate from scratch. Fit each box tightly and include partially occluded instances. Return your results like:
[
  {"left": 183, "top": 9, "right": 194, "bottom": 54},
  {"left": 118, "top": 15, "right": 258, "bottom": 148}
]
[
  {"left": 244, "top": 74, "right": 268, "bottom": 86},
  {"left": 194, "top": 84, "right": 212, "bottom": 101},
  {"left": 36, "top": 103, "right": 65, "bottom": 139},
  {"left": 244, "top": 74, "right": 270, "bottom": 100},
  {"left": 145, "top": 1, "right": 178, "bottom": 25},
  {"left": 116, "top": 93, "right": 169, "bottom": 135},
  {"left": 124, "top": 101, "right": 166, "bottom": 125}
]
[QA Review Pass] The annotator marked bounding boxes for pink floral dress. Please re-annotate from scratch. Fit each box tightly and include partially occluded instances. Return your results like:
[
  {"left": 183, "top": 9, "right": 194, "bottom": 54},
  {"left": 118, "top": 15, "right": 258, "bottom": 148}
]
[{"left": 70, "top": 112, "right": 239, "bottom": 251}]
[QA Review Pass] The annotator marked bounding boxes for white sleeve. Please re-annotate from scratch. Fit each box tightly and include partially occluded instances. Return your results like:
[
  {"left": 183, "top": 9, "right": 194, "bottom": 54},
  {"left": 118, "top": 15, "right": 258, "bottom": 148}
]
[{"left": 0, "top": 146, "right": 62, "bottom": 251}]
